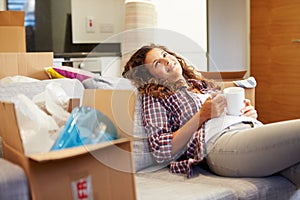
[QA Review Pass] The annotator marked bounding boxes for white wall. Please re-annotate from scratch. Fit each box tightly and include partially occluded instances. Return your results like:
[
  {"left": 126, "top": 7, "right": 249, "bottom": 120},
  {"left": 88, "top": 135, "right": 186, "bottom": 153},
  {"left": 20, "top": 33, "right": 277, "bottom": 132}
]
[
  {"left": 153, "top": 0, "right": 207, "bottom": 71},
  {"left": 208, "top": 0, "right": 248, "bottom": 72},
  {"left": 154, "top": 0, "right": 207, "bottom": 52},
  {"left": 70, "top": 0, "right": 248, "bottom": 73},
  {"left": 0, "top": 0, "right": 6, "bottom": 10},
  {"left": 71, "top": 0, "right": 125, "bottom": 43}
]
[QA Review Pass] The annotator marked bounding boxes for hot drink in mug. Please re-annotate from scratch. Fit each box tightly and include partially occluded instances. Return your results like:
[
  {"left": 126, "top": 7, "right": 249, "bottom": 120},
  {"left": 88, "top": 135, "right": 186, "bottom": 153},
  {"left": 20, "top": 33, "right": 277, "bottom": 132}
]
[{"left": 223, "top": 87, "right": 245, "bottom": 116}]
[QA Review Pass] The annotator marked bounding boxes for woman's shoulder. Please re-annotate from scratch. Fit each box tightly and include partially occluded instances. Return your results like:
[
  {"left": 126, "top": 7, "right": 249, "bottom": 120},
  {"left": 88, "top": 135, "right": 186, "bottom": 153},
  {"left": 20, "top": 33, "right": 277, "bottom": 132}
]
[
  {"left": 187, "top": 78, "right": 221, "bottom": 92},
  {"left": 141, "top": 92, "right": 179, "bottom": 107},
  {"left": 141, "top": 93, "right": 170, "bottom": 102}
]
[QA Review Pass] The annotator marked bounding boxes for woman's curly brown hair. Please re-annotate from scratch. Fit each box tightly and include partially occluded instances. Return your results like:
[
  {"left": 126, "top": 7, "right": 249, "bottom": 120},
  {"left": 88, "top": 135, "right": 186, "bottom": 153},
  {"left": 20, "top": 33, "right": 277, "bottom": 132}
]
[{"left": 122, "top": 44, "right": 219, "bottom": 97}]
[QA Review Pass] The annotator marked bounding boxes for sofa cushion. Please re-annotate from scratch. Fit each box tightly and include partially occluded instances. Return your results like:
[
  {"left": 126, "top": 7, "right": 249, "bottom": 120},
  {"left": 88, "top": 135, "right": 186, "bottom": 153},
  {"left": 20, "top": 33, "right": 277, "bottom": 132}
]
[
  {"left": 0, "top": 159, "right": 30, "bottom": 200},
  {"left": 135, "top": 166, "right": 298, "bottom": 200}
]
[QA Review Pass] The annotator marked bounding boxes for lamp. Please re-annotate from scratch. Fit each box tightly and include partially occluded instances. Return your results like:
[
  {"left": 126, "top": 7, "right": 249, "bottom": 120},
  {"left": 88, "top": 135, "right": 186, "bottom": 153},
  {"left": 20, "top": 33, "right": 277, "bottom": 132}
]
[
  {"left": 124, "top": 0, "right": 157, "bottom": 30},
  {"left": 122, "top": 0, "right": 157, "bottom": 66}
]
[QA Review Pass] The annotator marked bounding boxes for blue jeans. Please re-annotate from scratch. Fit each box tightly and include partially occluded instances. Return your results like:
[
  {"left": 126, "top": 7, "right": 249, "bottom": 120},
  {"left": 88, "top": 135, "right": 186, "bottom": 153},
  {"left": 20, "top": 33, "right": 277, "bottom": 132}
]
[{"left": 206, "top": 119, "right": 300, "bottom": 186}]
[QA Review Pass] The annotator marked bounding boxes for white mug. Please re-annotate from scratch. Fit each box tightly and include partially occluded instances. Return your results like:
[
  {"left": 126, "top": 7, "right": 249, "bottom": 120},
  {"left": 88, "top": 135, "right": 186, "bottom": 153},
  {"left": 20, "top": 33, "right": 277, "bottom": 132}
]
[{"left": 223, "top": 87, "right": 245, "bottom": 116}]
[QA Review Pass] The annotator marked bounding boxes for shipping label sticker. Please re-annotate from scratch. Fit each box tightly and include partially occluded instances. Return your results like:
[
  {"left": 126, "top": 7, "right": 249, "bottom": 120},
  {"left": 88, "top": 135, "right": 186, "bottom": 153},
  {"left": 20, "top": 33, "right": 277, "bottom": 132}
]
[{"left": 71, "top": 175, "right": 93, "bottom": 200}]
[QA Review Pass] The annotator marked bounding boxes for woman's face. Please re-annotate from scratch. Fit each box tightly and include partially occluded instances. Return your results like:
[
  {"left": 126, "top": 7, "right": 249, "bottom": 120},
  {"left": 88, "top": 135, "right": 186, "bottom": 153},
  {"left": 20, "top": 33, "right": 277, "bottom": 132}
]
[{"left": 144, "top": 48, "right": 183, "bottom": 82}]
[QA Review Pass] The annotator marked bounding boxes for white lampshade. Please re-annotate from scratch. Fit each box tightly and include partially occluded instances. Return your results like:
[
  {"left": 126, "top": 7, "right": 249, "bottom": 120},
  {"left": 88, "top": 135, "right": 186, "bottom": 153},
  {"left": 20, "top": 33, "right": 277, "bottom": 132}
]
[
  {"left": 122, "top": 0, "right": 157, "bottom": 66},
  {"left": 124, "top": 0, "right": 157, "bottom": 30}
]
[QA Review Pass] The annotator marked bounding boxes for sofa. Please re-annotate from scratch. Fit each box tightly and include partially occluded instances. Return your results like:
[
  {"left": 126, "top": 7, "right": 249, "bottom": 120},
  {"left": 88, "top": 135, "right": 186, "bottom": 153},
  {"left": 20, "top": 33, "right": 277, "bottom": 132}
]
[
  {"left": 129, "top": 81, "right": 300, "bottom": 200},
  {"left": 0, "top": 54, "right": 299, "bottom": 199}
]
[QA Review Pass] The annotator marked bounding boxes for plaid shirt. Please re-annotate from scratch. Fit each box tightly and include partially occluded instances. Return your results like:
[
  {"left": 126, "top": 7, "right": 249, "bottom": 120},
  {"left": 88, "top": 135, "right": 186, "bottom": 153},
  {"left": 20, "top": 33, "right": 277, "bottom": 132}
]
[{"left": 141, "top": 80, "right": 209, "bottom": 178}]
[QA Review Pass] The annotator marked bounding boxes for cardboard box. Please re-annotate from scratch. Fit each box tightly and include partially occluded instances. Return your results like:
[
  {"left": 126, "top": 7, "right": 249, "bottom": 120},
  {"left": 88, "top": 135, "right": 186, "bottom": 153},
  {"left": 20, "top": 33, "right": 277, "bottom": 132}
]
[
  {"left": 0, "top": 89, "right": 137, "bottom": 200},
  {"left": 82, "top": 89, "right": 136, "bottom": 139},
  {"left": 0, "top": 11, "right": 26, "bottom": 52},
  {"left": 0, "top": 11, "right": 25, "bottom": 26},
  {"left": 0, "top": 52, "right": 53, "bottom": 79},
  {"left": 0, "top": 26, "right": 26, "bottom": 52}
]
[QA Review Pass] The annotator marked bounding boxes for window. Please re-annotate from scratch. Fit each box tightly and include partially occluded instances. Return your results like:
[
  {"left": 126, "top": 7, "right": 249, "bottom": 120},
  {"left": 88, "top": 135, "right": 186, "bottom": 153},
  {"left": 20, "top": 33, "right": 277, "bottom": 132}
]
[{"left": 6, "top": 0, "right": 35, "bottom": 26}]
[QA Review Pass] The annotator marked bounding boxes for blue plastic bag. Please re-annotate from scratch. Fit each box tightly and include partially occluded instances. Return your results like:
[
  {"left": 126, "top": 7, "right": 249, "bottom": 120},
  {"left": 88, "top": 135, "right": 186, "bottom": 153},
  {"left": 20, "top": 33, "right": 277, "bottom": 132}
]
[{"left": 51, "top": 106, "right": 118, "bottom": 151}]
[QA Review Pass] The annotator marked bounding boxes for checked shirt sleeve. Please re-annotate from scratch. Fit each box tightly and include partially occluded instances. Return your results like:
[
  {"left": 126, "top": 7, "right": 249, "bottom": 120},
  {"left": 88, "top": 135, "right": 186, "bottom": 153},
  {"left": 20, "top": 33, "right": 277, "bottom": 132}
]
[
  {"left": 142, "top": 94, "right": 173, "bottom": 163},
  {"left": 170, "top": 125, "right": 206, "bottom": 178}
]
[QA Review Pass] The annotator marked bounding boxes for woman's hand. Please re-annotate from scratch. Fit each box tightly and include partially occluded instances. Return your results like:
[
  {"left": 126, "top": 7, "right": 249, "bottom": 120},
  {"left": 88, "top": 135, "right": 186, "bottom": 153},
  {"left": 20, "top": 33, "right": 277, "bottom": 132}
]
[
  {"left": 241, "top": 99, "right": 258, "bottom": 119},
  {"left": 199, "top": 93, "right": 226, "bottom": 126}
]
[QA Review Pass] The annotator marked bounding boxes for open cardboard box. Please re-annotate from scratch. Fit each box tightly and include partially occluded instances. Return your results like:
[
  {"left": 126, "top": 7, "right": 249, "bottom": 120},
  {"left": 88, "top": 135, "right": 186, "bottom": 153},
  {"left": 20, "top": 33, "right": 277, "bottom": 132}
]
[{"left": 0, "top": 89, "right": 137, "bottom": 200}]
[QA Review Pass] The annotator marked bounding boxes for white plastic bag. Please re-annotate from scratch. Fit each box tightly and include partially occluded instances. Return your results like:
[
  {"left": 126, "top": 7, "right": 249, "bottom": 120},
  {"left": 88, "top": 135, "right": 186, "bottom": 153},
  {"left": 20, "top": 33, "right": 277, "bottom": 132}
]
[
  {"left": 33, "top": 82, "right": 71, "bottom": 127},
  {"left": 14, "top": 94, "right": 58, "bottom": 155},
  {"left": 0, "top": 75, "right": 39, "bottom": 84},
  {"left": 13, "top": 82, "right": 74, "bottom": 155}
]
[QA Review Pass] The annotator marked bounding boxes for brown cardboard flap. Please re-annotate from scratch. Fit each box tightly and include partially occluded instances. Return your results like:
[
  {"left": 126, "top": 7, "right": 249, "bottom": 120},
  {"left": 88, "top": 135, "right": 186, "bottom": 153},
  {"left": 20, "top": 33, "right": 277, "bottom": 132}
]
[
  {"left": 0, "top": 27, "right": 26, "bottom": 52},
  {"left": 0, "top": 53, "right": 19, "bottom": 77},
  {"left": 0, "top": 102, "right": 24, "bottom": 153},
  {"left": 17, "top": 52, "right": 53, "bottom": 79},
  {"left": 83, "top": 89, "right": 136, "bottom": 138},
  {"left": 0, "top": 11, "right": 25, "bottom": 26},
  {"left": 28, "top": 137, "right": 131, "bottom": 162},
  {"left": 0, "top": 52, "right": 53, "bottom": 79}
]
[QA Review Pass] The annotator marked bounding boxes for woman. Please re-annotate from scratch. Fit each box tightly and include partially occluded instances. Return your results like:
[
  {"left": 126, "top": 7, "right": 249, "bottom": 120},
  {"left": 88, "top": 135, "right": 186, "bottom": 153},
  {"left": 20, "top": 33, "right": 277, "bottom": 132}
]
[{"left": 122, "top": 44, "right": 300, "bottom": 186}]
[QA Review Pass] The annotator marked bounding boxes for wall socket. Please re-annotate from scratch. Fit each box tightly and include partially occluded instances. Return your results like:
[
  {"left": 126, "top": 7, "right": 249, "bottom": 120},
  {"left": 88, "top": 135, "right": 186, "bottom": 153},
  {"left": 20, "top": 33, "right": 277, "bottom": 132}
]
[{"left": 86, "top": 16, "right": 95, "bottom": 33}]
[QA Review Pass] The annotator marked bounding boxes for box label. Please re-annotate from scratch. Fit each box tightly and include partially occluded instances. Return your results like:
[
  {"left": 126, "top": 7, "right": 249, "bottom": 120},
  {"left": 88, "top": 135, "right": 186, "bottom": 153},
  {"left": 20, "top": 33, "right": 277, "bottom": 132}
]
[{"left": 71, "top": 175, "right": 93, "bottom": 200}]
